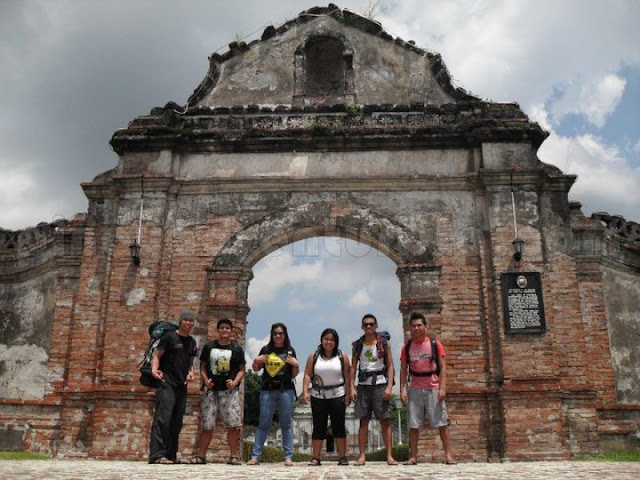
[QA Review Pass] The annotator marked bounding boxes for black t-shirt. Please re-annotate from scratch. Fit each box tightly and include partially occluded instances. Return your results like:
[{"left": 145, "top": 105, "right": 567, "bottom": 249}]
[
  {"left": 200, "top": 340, "right": 245, "bottom": 391},
  {"left": 158, "top": 332, "right": 197, "bottom": 387},
  {"left": 259, "top": 345, "right": 297, "bottom": 391}
]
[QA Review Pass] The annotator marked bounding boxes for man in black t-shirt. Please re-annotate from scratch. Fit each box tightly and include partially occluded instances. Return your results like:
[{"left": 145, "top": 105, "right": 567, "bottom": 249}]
[
  {"left": 149, "top": 309, "right": 197, "bottom": 464},
  {"left": 188, "top": 318, "right": 245, "bottom": 465}
]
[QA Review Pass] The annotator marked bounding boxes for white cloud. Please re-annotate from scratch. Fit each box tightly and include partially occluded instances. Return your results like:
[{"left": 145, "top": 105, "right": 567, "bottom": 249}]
[
  {"left": 288, "top": 298, "right": 315, "bottom": 312},
  {"left": 528, "top": 103, "right": 552, "bottom": 132},
  {"left": 347, "top": 288, "right": 372, "bottom": 309},
  {"left": 550, "top": 74, "right": 626, "bottom": 128},
  {"left": 248, "top": 251, "right": 324, "bottom": 305},
  {"left": 538, "top": 133, "right": 640, "bottom": 219},
  {"left": 0, "top": 161, "right": 70, "bottom": 230},
  {"left": 244, "top": 334, "right": 270, "bottom": 367}
]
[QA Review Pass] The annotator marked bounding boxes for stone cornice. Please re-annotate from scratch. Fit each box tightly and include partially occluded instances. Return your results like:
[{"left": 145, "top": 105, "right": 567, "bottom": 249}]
[{"left": 111, "top": 102, "right": 548, "bottom": 155}]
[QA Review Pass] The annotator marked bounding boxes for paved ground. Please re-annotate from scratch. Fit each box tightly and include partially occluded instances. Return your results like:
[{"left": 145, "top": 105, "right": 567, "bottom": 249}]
[{"left": 1, "top": 460, "right": 639, "bottom": 480}]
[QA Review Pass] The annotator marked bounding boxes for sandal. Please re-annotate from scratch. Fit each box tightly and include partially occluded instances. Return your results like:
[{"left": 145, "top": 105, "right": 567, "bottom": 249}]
[
  {"left": 246, "top": 458, "right": 260, "bottom": 465},
  {"left": 187, "top": 456, "right": 206, "bottom": 464},
  {"left": 308, "top": 457, "right": 321, "bottom": 466},
  {"left": 338, "top": 457, "right": 349, "bottom": 465},
  {"left": 403, "top": 458, "right": 418, "bottom": 465},
  {"left": 284, "top": 458, "right": 293, "bottom": 466},
  {"left": 227, "top": 456, "right": 242, "bottom": 465},
  {"left": 152, "top": 457, "right": 174, "bottom": 464}
]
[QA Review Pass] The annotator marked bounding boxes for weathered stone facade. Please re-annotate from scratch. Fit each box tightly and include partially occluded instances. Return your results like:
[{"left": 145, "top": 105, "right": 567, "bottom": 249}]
[{"left": 1, "top": 5, "right": 639, "bottom": 461}]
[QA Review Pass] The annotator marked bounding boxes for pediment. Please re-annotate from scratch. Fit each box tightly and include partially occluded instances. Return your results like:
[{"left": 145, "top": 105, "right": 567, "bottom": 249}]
[{"left": 187, "top": 4, "right": 475, "bottom": 108}]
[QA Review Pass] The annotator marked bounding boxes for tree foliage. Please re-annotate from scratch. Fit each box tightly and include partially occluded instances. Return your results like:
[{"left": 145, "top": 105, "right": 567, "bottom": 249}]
[{"left": 244, "top": 370, "right": 262, "bottom": 427}]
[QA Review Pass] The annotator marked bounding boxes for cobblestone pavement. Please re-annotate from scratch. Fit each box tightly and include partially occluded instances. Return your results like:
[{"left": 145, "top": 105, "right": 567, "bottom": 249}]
[{"left": 1, "top": 460, "right": 639, "bottom": 480}]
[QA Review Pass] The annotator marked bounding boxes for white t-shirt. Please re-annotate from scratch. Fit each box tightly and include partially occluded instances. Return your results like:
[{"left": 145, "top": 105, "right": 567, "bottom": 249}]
[
  {"left": 310, "top": 354, "right": 345, "bottom": 399},
  {"left": 358, "top": 341, "right": 387, "bottom": 386}
]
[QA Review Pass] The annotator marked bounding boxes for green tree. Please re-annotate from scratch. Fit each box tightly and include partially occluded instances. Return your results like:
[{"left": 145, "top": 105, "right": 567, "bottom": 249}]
[{"left": 244, "top": 370, "right": 262, "bottom": 426}]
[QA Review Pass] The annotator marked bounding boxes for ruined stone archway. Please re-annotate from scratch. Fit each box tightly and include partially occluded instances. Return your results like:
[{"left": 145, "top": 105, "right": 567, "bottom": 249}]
[
  {"left": 205, "top": 201, "right": 443, "bottom": 342},
  {"left": 4, "top": 4, "right": 637, "bottom": 463}
]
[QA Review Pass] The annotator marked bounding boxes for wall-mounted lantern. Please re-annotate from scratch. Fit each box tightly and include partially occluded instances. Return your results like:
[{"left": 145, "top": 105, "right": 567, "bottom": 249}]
[
  {"left": 512, "top": 237, "right": 524, "bottom": 262},
  {"left": 131, "top": 176, "right": 144, "bottom": 266},
  {"left": 129, "top": 239, "right": 141, "bottom": 266}
]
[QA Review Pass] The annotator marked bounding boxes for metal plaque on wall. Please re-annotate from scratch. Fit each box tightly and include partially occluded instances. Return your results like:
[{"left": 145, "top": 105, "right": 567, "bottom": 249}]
[{"left": 501, "top": 272, "right": 546, "bottom": 334}]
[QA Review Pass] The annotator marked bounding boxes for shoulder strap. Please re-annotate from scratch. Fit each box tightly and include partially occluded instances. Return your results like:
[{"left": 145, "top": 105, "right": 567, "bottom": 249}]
[
  {"left": 431, "top": 337, "right": 441, "bottom": 375},
  {"left": 377, "top": 334, "right": 388, "bottom": 362},
  {"left": 352, "top": 336, "right": 364, "bottom": 359},
  {"left": 312, "top": 348, "right": 320, "bottom": 378}
]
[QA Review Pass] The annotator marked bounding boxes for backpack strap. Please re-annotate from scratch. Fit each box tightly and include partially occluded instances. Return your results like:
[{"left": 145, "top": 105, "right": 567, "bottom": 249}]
[
  {"left": 407, "top": 337, "right": 441, "bottom": 377},
  {"left": 311, "top": 349, "right": 345, "bottom": 390}
]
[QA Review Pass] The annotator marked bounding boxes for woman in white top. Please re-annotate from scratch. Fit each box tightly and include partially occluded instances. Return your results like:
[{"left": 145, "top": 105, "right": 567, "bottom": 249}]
[{"left": 302, "top": 328, "right": 351, "bottom": 466}]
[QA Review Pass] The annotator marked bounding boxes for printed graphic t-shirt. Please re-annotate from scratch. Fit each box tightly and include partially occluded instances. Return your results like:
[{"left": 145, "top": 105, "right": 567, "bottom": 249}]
[
  {"left": 400, "top": 337, "right": 445, "bottom": 390},
  {"left": 200, "top": 340, "right": 245, "bottom": 391},
  {"left": 259, "top": 345, "right": 297, "bottom": 391}
]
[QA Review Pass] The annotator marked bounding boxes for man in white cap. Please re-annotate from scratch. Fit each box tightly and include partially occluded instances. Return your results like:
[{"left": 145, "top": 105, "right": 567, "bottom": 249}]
[{"left": 149, "top": 309, "right": 198, "bottom": 464}]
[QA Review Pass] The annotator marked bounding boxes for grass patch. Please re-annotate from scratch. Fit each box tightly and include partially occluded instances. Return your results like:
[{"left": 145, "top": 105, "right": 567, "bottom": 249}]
[
  {"left": 0, "top": 451, "right": 51, "bottom": 460},
  {"left": 242, "top": 440, "right": 312, "bottom": 463},
  {"left": 577, "top": 450, "right": 640, "bottom": 462},
  {"left": 365, "top": 444, "right": 410, "bottom": 462}
]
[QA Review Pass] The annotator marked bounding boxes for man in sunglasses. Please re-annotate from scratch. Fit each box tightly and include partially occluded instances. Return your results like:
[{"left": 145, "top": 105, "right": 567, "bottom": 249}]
[{"left": 350, "top": 313, "right": 396, "bottom": 466}]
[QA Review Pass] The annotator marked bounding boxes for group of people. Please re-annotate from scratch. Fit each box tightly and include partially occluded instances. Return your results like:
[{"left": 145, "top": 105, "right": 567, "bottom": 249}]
[{"left": 147, "top": 310, "right": 456, "bottom": 466}]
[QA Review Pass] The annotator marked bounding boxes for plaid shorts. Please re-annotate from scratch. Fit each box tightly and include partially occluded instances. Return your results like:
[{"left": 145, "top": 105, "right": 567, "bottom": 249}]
[{"left": 200, "top": 388, "right": 242, "bottom": 430}]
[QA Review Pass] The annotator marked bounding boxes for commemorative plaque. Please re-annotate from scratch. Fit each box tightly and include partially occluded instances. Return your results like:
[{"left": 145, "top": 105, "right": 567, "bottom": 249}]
[{"left": 501, "top": 272, "right": 546, "bottom": 333}]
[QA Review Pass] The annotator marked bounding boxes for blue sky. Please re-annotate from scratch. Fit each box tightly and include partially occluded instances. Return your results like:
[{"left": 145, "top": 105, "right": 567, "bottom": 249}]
[{"left": 1, "top": 1, "right": 639, "bottom": 385}]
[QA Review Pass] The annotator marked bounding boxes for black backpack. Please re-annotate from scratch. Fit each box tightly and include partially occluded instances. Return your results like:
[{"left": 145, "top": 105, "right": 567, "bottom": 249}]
[
  {"left": 138, "top": 320, "right": 179, "bottom": 388},
  {"left": 405, "top": 337, "right": 440, "bottom": 378}
]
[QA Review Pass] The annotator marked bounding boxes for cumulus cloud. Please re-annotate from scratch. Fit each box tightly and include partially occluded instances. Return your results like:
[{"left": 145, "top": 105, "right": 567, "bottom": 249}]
[
  {"left": 347, "top": 288, "right": 372, "bottom": 309},
  {"left": 249, "top": 250, "right": 324, "bottom": 305},
  {"left": 550, "top": 74, "right": 626, "bottom": 128},
  {"left": 244, "top": 334, "right": 270, "bottom": 368},
  {"left": 538, "top": 133, "right": 640, "bottom": 219}
]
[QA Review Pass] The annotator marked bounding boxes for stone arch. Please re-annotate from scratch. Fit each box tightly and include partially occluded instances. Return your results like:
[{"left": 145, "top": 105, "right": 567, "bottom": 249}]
[
  {"left": 205, "top": 202, "right": 443, "bottom": 345},
  {"left": 214, "top": 202, "right": 433, "bottom": 269}
]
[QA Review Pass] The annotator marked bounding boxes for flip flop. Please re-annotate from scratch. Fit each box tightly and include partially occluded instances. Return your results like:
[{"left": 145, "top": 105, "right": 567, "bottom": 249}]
[
  {"left": 446, "top": 459, "right": 458, "bottom": 465},
  {"left": 403, "top": 458, "right": 418, "bottom": 465},
  {"left": 387, "top": 459, "right": 398, "bottom": 465}
]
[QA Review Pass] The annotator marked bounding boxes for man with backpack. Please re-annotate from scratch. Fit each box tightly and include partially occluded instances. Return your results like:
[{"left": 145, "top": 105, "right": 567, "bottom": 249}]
[
  {"left": 149, "top": 309, "right": 198, "bottom": 464},
  {"left": 400, "top": 312, "right": 456, "bottom": 465},
  {"left": 188, "top": 317, "right": 245, "bottom": 465},
  {"left": 350, "top": 313, "right": 397, "bottom": 466}
]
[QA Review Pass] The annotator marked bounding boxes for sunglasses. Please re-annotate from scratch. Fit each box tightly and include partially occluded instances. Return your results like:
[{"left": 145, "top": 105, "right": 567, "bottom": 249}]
[{"left": 362, "top": 323, "right": 376, "bottom": 327}]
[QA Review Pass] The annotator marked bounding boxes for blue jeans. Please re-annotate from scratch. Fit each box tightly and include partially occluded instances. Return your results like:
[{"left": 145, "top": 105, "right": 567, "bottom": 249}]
[{"left": 252, "top": 389, "right": 295, "bottom": 460}]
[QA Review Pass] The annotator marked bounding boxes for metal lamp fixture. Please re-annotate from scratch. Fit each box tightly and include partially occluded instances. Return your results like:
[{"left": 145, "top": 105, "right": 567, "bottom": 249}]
[
  {"left": 512, "top": 237, "right": 524, "bottom": 262},
  {"left": 130, "top": 176, "right": 144, "bottom": 266},
  {"left": 129, "top": 239, "right": 141, "bottom": 266}
]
